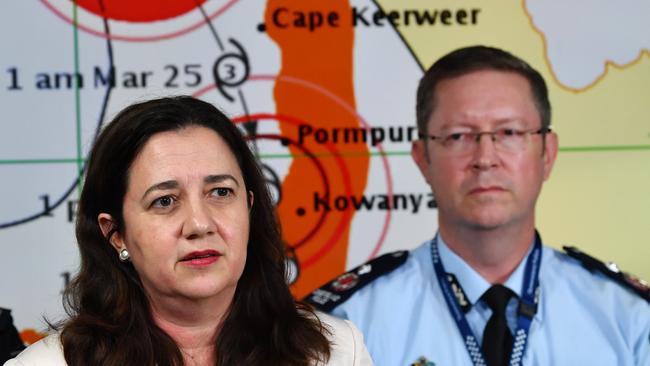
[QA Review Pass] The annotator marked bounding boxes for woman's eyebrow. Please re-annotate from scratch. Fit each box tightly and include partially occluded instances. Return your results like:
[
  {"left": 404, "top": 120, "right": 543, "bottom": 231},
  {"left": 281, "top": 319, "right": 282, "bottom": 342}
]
[
  {"left": 141, "top": 180, "right": 178, "bottom": 200},
  {"left": 204, "top": 174, "right": 240, "bottom": 187}
]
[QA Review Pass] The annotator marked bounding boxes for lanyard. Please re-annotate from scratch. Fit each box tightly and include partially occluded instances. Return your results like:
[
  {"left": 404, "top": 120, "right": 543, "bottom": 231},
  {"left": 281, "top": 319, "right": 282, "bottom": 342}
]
[{"left": 430, "top": 232, "right": 542, "bottom": 366}]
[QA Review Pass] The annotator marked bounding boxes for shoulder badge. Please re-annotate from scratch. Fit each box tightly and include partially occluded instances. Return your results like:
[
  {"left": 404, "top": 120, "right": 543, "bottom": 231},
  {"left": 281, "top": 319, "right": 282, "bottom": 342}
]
[
  {"left": 563, "top": 246, "right": 650, "bottom": 303},
  {"left": 303, "top": 251, "right": 409, "bottom": 312}
]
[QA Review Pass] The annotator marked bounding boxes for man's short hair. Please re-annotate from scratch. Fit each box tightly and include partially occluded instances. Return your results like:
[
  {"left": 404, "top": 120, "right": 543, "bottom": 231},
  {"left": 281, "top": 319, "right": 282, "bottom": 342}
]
[{"left": 416, "top": 45, "right": 551, "bottom": 133}]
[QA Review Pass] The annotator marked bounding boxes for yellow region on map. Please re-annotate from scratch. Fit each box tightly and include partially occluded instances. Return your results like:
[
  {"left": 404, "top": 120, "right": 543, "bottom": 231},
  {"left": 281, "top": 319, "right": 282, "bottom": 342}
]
[{"left": 377, "top": 0, "right": 650, "bottom": 280}]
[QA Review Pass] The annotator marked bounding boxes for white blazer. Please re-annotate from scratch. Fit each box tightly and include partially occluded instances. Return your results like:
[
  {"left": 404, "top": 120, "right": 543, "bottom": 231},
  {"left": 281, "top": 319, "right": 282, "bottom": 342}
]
[{"left": 4, "top": 312, "right": 373, "bottom": 366}]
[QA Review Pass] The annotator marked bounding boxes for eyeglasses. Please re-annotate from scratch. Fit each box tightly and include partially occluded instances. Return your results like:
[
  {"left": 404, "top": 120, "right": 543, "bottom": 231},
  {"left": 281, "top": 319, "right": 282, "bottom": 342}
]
[{"left": 418, "top": 127, "right": 551, "bottom": 155}]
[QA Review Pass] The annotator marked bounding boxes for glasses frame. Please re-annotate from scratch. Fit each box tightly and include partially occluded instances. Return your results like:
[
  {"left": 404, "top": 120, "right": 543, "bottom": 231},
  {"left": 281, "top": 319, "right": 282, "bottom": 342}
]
[{"left": 418, "top": 126, "right": 552, "bottom": 154}]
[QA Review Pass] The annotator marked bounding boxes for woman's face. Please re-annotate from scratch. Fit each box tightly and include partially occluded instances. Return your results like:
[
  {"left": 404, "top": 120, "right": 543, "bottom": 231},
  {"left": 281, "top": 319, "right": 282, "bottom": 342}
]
[{"left": 101, "top": 126, "right": 250, "bottom": 304}]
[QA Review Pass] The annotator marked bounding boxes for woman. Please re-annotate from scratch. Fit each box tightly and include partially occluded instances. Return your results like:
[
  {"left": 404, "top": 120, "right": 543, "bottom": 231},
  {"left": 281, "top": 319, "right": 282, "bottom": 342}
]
[{"left": 7, "top": 96, "right": 372, "bottom": 366}]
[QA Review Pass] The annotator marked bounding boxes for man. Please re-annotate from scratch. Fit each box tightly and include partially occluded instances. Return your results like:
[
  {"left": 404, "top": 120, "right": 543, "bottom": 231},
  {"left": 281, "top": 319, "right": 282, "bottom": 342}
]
[{"left": 305, "top": 46, "right": 650, "bottom": 365}]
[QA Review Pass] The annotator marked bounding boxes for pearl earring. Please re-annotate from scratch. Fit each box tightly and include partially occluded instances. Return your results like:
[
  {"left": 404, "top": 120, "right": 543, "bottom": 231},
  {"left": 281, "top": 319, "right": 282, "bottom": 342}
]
[{"left": 119, "top": 248, "right": 130, "bottom": 262}]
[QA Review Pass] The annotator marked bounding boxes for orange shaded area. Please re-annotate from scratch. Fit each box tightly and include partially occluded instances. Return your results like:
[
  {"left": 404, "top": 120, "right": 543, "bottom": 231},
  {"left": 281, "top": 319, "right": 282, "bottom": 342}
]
[
  {"left": 265, "top": 0, "right": 370, "bottom": 298},
  {"left": 77, "top": 0, "right": 206, "bottom": 22},
  {"left": 20, "top": 329, "right": 46, "bottom": 345}
]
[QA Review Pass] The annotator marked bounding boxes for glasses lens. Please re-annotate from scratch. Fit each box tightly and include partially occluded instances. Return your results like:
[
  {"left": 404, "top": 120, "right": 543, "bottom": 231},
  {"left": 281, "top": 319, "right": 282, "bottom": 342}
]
[
  {"left": 496, "top": 129, "right": 526, "bottom": 151},
  {"left": 444, "top": 133, "right": 472, "bottom": 153}
]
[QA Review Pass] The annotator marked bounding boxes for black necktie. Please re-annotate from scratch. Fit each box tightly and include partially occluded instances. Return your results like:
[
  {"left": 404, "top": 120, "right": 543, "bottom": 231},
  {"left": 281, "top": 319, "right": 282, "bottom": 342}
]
[{"left": 481, "top": 285, "right": 515, "bottom": 366}]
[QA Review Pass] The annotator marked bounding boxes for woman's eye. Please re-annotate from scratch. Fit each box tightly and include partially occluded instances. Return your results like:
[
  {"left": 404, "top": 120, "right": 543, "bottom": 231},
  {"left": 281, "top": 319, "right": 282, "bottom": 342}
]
[
  {"left": 212, "top": 187, "right": 233, "bottom": 197},
  {"left": 152, "top": 196, "right": 175, "bottom": 208}
]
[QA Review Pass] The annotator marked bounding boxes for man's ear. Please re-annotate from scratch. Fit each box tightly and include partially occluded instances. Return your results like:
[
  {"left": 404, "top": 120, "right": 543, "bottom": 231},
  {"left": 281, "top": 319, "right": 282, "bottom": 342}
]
[
  {"left": 542, "top": 131, "right": 559, "bottom": 181},
  {"left": 98, "top": 213, "right": 124, "bottom": 254},
  {"left": 412, "top": 139, "right": 430, "bottom": 176}
]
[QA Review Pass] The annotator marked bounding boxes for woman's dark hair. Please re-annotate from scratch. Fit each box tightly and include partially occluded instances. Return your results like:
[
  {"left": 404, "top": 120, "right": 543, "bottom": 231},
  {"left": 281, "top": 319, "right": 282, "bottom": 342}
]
[{"left": 60, "top": 96, "right": 331, "bottom": 365}]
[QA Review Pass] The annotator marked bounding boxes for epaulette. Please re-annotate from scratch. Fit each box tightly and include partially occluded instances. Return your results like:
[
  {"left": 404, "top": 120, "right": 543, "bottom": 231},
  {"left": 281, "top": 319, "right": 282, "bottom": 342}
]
[
  {"left": 563, "top": 246, "right": 650, "bottom": 303},
  {"left": 303, "top": 251, "right": 409, "bottom": 312}
]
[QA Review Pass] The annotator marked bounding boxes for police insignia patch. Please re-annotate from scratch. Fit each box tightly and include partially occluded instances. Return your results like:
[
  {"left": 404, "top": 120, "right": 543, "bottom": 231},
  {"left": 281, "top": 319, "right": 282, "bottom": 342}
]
[
  {"left": 331, "top": 273, "right": 359, "bottom": 292},
  {"left": 563, "top": 246, "right": 650, "bottom": 303}
]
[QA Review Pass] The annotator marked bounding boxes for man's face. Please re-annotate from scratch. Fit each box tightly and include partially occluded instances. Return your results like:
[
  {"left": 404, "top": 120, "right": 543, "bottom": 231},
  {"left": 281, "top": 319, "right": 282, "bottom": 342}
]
[{"left": 412, "top": 69, "right": 558, "bottom": 232}]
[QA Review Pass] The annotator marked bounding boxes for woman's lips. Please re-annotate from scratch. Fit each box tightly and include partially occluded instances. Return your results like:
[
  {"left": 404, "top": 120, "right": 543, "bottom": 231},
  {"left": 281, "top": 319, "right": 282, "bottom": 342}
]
[{"left": 180, "top": 250, "right": 221, "bottom": 266}]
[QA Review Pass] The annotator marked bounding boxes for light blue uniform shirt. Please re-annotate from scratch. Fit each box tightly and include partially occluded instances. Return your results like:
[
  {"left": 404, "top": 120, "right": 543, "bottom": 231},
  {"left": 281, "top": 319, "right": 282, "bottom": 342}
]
[{"left": 331, "top": 236, "right": 650, "bottom": 366}]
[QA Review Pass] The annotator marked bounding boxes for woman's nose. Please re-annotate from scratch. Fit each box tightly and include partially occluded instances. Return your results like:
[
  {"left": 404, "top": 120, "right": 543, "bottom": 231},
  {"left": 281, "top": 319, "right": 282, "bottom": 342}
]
[{"left": 181, "top": 200, "right": 216, "bottom": 239}]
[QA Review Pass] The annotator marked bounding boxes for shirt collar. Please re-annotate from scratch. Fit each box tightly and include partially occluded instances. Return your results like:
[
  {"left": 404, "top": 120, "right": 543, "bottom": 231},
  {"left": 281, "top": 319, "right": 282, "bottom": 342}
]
[{"left": 436, "top": 234, "right": 534, "bottom": 305}]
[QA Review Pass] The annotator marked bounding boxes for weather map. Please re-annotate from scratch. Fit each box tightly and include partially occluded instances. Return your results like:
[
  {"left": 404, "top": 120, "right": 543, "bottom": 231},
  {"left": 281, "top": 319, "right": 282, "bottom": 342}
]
[{"left": 1, "top": 0, "right": 648, "bottom": 342}]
